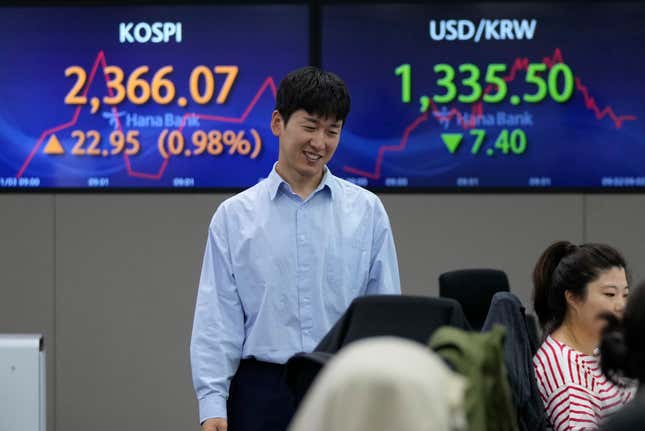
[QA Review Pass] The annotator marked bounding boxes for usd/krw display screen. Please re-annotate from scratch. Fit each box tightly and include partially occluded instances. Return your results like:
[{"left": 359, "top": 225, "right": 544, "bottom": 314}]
[
  {"left": 323, "top": 3, "right": 644, "bottom": 190},
  {"left": 0, "top": 5, "right": 307, "bottom": 189}
]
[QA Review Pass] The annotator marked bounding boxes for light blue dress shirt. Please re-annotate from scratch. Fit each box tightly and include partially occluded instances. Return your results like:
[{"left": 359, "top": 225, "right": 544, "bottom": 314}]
[{"left": 190, "top": 165, "right": 400, "bottom": 422}]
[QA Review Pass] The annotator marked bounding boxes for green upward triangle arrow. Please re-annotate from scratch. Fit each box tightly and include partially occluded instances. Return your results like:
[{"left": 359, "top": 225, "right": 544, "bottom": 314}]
[{"left": 441, "top": 133, "right": 463, "bottom": 154}]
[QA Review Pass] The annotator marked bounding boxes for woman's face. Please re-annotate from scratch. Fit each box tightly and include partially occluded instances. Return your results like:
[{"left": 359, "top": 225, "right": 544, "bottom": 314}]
[{"left": 568, "top": 266, "right": 629, "bottom": 338}]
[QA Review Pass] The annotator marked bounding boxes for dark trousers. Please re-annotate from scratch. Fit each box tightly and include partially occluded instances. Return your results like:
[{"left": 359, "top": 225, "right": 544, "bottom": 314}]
[{"left": 227, "top": 358, "right": 296, "bottom": 431}]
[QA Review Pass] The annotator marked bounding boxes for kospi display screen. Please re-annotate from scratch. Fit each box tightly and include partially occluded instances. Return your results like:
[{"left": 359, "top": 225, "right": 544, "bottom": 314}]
[
  {"left": 0, "top": 5, "right": 308, "bottom": 190},
  {"left": 322, "top": 3, "right": 644, "bottom": 190}
]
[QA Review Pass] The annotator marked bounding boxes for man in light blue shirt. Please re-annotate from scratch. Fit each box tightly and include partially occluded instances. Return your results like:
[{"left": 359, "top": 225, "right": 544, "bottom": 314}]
[{"left": 191, "top": 67, "right": 400, "bottom": 431}]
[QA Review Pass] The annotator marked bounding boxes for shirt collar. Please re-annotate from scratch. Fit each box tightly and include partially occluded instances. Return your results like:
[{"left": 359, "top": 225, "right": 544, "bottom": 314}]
[{"left": 267, "top": 163, "right": 337, "bottom": 201}]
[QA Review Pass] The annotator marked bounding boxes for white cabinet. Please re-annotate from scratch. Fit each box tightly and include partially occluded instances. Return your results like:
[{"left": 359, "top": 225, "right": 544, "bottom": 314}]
[{"left": 0, "top": 335, "right": 45, "bottom": 431}]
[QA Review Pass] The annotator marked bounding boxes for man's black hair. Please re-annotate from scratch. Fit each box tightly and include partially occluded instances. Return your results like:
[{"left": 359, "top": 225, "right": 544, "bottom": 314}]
[{"left": 275, "top": 66, "right": 350, "bottom": 126}]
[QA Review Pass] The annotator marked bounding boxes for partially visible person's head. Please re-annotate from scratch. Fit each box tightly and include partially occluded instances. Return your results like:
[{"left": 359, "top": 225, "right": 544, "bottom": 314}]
[
  {"left": 275, "top": 66, "right": 350, "bottom": 127},
  {"left": 532, "top": 241, "right": 629, "bottom": 335},
  {"left": 601, "top": 282, "right": 645, "bottom": 384},
  {"left": 272, "top": 67, "right": 351, "bottom": 184},
  {"left": 288, "top": 337, "right": 466, "bottom": 431}
]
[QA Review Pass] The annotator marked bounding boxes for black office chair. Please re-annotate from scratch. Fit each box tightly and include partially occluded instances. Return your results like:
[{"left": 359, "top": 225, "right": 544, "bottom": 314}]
[
  {"left": 285, "top": 294, "right": 471, "bottom": 408},
  {"left": 439, "top": 268, "right": 510, "bottom": 330}
]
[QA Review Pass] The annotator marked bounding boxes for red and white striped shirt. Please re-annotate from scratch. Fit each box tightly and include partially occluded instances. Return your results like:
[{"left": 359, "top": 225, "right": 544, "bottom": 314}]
[{"left": 533, "top": 335, "right": 637, "bottom": 431}]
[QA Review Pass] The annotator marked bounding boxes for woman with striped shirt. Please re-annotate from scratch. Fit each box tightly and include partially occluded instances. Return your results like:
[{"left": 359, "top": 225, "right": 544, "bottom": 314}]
[{"left": 531, "top": 241, "right": 637, "bottom": 431}]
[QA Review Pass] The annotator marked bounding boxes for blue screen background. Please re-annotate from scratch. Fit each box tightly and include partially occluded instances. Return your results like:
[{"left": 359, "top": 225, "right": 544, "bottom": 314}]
[
  {"left": 323, "top": 3, "right": 644, "bottom": 189},
  {"left": 0, "top": 5, "right": 308, "bottom": 189}
]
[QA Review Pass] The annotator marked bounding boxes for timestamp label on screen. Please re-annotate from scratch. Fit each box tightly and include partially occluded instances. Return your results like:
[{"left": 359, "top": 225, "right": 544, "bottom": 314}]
[
  {"left": 456, "top": 177, "right": 479, "bottom": 187},
  {"left": 1, "top": 177, "right": 41, "bottom": 188}
]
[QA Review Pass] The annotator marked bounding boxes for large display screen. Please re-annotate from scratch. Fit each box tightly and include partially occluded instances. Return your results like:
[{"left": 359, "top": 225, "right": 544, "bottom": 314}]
[
  {"left": 0, "top": 5, "right": 308, "bottom": 189},
  {"left": 323, "top": 3, "right": 644, "bottom": 190}
]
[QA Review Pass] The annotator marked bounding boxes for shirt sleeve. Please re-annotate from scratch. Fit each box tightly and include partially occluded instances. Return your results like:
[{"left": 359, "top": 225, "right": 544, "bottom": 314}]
[
  {"left": 544, "top": 384, "right": 600, "bottom": 431},
  {"left": 190, "top": 205, "right": 245, "bottom": 423},
  {"left": 365, "top": 198, "right": 401, "bottom": 295}
]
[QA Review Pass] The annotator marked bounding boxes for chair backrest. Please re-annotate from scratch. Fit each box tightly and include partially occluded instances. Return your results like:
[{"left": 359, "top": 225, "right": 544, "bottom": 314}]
[
  {"left": 286, "top": 295, "right": 471, "bottom": 409},
  {"left": 316, "top": 294, "right": 471, "bottom": 353},
  {"left": 439, "top": 269, "right": 510, "bottom": 330}
]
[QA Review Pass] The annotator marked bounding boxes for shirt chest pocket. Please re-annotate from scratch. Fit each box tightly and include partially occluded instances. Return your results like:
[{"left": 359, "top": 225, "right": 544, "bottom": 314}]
[{"left": 326, "top": 240, "right": 370, "bottom": 299}]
